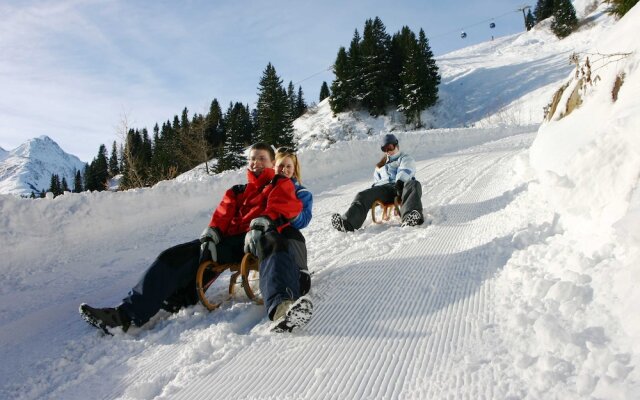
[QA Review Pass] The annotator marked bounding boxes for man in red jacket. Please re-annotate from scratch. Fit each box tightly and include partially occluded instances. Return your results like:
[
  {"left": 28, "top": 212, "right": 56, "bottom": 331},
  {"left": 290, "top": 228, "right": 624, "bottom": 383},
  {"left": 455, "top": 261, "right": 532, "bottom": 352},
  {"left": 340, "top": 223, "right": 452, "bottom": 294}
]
[{"left": 80, "top": 143, "right": 313, "bottom": 334}]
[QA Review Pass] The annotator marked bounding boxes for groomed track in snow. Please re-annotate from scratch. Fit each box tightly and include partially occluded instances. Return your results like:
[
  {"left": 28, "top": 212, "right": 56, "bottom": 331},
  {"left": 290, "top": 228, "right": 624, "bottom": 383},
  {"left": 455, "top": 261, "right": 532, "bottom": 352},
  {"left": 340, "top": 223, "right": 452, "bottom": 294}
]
[
  {"left": 134, "top": 132, "right": 535, "bottom": 400},
  {"left": 2, "top": 130, "right": 547, "bottom": 400}
]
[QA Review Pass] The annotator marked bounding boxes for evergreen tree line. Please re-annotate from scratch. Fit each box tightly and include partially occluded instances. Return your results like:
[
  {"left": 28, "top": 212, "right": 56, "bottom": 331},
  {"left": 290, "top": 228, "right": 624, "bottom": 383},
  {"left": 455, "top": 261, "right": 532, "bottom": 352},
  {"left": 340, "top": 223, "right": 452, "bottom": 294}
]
[
  {"left": 38, "top": 62, "right": 305, "bottom": 195},
  {"left": 329, "top": 17, "right": 441, "bottom": 126},
  {"left": 529, "top": 0, "right": 579, "bottom": 38},
  {"left": 31, "top": 170, "right": 83, "bottom": 198}
]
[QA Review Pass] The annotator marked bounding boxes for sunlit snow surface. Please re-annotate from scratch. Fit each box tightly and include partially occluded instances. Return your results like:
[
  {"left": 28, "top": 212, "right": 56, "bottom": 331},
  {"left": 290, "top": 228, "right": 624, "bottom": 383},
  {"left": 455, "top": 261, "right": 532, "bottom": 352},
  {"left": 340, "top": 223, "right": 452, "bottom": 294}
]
[{"left": 2, "top": 2, "right": 640, "bottom": 399}]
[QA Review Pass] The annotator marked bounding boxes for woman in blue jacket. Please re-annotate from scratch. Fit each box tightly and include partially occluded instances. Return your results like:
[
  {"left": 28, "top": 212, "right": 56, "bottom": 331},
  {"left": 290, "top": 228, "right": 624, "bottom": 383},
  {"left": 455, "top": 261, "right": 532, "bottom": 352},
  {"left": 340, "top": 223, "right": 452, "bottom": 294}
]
[{"left": 274, "top": 147, "right": 313, "bottom": 295}]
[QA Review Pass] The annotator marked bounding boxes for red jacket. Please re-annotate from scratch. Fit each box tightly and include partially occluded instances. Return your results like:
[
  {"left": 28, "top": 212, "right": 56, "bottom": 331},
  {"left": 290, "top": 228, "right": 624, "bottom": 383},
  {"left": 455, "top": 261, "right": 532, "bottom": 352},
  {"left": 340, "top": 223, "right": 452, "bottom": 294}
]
[{"left": 208, "top": 168, "right": 302, "bottom": 236}]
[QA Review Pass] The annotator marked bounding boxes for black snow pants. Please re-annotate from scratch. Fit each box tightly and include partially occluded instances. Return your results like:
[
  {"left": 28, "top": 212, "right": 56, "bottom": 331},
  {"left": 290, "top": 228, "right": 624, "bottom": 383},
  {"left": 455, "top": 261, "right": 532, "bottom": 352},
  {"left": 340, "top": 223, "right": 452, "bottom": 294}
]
[
  {"left": 119, "top": 228, "right": 309, "bottom": 327},
  {"left": 342, "top": 179, "right": 423, "bottom": 229}
]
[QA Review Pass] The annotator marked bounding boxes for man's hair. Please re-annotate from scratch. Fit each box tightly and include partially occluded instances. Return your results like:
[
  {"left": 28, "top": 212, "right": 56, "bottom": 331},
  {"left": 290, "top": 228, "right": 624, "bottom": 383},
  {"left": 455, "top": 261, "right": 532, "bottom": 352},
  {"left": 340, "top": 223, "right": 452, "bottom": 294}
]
[{"left": 250, "top": 142, "right": 275, "bottom": 160}]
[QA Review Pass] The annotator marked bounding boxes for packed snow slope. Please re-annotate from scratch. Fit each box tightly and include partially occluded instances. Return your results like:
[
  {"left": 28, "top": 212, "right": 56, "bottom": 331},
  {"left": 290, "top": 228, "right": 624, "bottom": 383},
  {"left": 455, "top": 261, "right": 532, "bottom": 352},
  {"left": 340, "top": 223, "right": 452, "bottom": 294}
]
[{"left": 2, "top": 2, "right": 640, "bottom": 399}]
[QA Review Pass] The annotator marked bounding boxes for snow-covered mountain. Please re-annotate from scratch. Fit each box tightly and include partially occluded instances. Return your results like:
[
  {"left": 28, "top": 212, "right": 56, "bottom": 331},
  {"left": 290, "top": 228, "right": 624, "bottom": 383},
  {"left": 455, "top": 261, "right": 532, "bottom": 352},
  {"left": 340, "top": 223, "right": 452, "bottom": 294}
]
[
  {"left": 2, "top": 1, "right": 640, "bottom": 399},
  {"left": 0, "top": 135, "right": 86, "bottom": 196}
]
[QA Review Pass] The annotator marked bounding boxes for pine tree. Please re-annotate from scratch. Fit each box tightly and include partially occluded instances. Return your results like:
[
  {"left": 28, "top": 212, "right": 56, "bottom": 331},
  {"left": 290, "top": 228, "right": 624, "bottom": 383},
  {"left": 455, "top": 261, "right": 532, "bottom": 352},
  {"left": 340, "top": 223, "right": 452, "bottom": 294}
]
[
  {"left": 83, "top": 164, "right": 93, "bottom": 192},
  {"left": 551, "top": 0, "right": 578, "bottom": 38},
  {"left": 141, "top": 128, "right": 153, "bottom": 177},
  {"left": 419, "top": 29, "right": 440, "bottom": 108},
  {"left": 180, "top": 107, "right": 190, "bottom": 136},
  {"left": 73, "top": 169, "right": 83, "bottom": 193},
  {"left": 296, "top": 86, "right": 307, "bottom": 118},
  {"left": 89, "top": 144, "right": 109, "bottom": 191},
  {"left": 219, "top": 102, "right": 250, "bottom": 172},
  {"left": 120, "top": 130, "right": 146, "bottom": 189},
  {"left": 360, "top": 17, "right": 392, "bottom": 116},
  {"left": 389, "top": 26, "right": 416, "bottom": 105},
  {"left": 605, "top": 0, "right": 639, "bottom": 17},
  {"left": 61, "top": 177, "right": 69, "bottom": 193},
  {"left": 398, "top": 29, "right": 440, "bottom": 126},
  {"left": 255, "top": 63, "right": 294, "bottom": 148},
  {"left": 319, "top": 81, "right": 330, "bottom": 102},
  {"left": 48, "top": 174, "right": 61, "bottom": 196},
  {"left": 204, "top": 98, "right": 224, "bottom": 150},
  {"left": 347, "top": 29, "right": 364, "bottom": 105},
  {"left": 241, "top": 104, "right": 254, "bottom": 145},
  {"left": 109, "top": 141, "right": 120, "bottom": 176},
  {"left": 329, "top": 47, "right": 352, "bottom": 114},
  {"left": 534, "top": 0, "right": 555, "bottom": 23},
  {"left": 525, "top": 9, "right": 536, "bottom": 30},
  {"left": 330, "top": 28, "right": 368, "bottom": 114},
  {"left": 287, "top": 81, "right": 297, "bottom": 121},
  {"left": 151, "top": 121, "right": 178, "bottom": 181},
  {"left": 175, "top": 108, "right": 200, "bottom": 173},
  {"left": 189, "top": 112, "right": 214, "bottom": 174}
]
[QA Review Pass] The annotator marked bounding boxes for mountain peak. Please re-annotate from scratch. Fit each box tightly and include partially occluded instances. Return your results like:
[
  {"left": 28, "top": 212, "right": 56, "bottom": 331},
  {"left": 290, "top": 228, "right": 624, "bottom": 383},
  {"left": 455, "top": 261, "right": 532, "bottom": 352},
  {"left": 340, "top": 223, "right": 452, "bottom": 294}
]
[{"left": 0, "top": 136, "right": 86, "bottom": 196}]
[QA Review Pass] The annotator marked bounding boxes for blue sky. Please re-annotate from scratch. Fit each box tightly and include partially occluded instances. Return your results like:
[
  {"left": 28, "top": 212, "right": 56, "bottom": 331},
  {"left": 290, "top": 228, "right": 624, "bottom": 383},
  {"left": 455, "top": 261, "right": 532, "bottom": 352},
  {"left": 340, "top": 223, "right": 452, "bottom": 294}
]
[{"left": 0, "top": 0, "right": 530, "bottom": 161}]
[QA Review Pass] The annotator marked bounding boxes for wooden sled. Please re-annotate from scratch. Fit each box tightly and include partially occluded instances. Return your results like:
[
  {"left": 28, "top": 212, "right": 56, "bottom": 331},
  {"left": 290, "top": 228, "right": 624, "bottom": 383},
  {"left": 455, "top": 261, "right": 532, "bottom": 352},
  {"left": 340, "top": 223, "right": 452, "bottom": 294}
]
[
  {"left": 196, "top": 253, "right": 262, "bottom": 311},
  {"left": 371, "top": 198, "right": 401, "bottom": 224}
]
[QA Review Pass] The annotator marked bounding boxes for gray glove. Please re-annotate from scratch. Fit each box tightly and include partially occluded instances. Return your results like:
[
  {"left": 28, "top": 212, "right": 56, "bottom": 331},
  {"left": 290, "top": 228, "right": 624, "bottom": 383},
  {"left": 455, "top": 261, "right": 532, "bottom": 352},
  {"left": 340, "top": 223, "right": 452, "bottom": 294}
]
[
  {"left": 243, "top": 216, "right": 273, "bottom": 259},
  {"left": 200, "top": 226, "right": 221, "bottom": 262}
]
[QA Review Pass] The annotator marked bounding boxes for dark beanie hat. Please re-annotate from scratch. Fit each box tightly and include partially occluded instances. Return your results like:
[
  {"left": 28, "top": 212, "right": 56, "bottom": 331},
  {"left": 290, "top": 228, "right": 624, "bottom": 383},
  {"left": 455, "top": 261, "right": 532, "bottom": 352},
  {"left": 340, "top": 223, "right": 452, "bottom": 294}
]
[{"left": 381, "top": 134, "right": 399, "bottom": 147}]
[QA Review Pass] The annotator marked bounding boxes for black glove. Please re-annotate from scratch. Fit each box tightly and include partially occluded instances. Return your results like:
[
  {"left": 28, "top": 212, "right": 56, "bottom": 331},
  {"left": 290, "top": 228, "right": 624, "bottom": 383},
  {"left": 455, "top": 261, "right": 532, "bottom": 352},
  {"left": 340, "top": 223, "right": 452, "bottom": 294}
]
[
  {"left": 243, "top": 216, "right": 274, "bottom": 259},
  {"left": 395, "top": 180, "right": 405, "bottom": 200},
  {"left": 200, "top": 227, "right": 221, "bottom": 262}
]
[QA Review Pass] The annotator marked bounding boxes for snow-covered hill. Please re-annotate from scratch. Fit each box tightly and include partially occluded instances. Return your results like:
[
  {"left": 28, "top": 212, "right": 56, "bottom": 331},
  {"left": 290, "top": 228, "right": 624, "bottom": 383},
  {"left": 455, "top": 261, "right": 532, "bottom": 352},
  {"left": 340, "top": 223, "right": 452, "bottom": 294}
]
[
  {"left": 2, "top": 2, "right": 640, "bottom": 399},
  {"left": 0, "top": 135, "right": 86, "bottom": 196},
  {"left": 294, "top": 0, "right": 613, "bottom": 150}
]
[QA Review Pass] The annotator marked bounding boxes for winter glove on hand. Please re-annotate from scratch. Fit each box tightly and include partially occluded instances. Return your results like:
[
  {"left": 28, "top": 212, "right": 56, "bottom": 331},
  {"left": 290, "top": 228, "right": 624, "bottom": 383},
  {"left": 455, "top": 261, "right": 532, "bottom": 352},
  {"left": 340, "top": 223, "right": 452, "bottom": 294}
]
[
  {"left": 200, "top": 226, "right": 221, "bottom": 244},
  {"left": 243, "top": 216, "right": 273, "bottom": 259},
  {"left": 200, "top": 227, "right": 221, "bottom": 262},
  {"left": 395, "top": 180, "right": 405, "bottom": 201}
]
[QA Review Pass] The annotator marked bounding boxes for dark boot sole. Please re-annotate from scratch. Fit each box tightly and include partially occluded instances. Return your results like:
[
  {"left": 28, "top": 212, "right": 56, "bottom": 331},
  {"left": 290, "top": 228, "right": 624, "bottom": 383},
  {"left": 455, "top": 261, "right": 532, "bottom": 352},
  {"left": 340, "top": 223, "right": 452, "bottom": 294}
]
[
  {"left": 271, "top": 297, "right": 313, "bottom": 333},
  {"left": 79, "top": 303, "right": 113, "bottom": 335}
]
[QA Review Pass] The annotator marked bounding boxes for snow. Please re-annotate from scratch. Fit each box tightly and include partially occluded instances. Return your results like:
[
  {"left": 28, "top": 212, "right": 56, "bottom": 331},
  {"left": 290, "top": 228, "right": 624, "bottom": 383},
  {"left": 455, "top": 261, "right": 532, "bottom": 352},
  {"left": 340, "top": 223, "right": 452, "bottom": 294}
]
[
  {"left": 0, "top": 135, "right": 86, "bottom": 196},
  {"left": 2, "top": 2, "right": 640, "bottom": 399}
]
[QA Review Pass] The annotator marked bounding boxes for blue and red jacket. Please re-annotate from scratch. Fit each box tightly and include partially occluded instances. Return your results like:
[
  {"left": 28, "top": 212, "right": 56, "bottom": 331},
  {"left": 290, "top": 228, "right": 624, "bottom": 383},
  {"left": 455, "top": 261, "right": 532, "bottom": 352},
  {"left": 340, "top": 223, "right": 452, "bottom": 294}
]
[{"left": 208, "top": 168, "right": 302, "bottom": 237}]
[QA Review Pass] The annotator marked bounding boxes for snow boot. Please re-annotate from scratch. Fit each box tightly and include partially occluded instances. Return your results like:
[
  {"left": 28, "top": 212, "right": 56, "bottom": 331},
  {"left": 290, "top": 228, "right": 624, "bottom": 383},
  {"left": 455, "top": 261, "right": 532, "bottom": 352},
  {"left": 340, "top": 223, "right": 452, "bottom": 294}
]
[
  {"left": 331, "top": 214, "right": 354, "bottom": 232},
  {"left": 401, "top": 210, "right": 424, "bottom": 227},
  {"left": 271, "top": 296, "right": 313, "bottom": 333},
  {"left": 79, "top": 303, "right": 131, "bottom": 335}
]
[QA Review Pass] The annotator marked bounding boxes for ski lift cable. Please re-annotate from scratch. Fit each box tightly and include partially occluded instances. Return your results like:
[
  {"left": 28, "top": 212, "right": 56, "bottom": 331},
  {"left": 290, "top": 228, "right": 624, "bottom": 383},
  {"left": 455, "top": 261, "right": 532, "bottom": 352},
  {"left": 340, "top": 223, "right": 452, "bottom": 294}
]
[
  {"left": 429, "top": 9, "right": 518, "bottom": 40},
  {"left": 293, "top": 65, "right": 334, "bottom": 86}
]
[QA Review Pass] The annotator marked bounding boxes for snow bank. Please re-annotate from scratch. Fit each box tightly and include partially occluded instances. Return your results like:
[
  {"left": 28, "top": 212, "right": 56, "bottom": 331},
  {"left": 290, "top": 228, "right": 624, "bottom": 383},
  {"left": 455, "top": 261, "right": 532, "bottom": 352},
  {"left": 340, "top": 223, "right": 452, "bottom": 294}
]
[{"left": 493, "top": 5, "right": 640, "bottom": 398}]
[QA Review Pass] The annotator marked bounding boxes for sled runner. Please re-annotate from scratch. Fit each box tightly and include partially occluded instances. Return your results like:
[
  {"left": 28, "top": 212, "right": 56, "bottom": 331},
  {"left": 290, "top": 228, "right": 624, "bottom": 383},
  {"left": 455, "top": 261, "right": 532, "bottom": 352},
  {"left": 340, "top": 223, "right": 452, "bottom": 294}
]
[
  {"left": 196, "top": 253, "right": 262, "bottom": 311},
  {"left": 371, "top": 197, "right": 401, "bottom": 224}
]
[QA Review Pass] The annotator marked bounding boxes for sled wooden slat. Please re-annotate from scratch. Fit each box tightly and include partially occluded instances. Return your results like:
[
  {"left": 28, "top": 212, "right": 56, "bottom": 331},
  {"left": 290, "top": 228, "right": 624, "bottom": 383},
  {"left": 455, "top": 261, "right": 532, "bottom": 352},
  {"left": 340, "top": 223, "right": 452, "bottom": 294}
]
[
  {"left": 196, "top": 253, "right": 261, "bottom": 311},
  {"left": 371, "top": 198, "right": 401, "bottom": 224}
]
